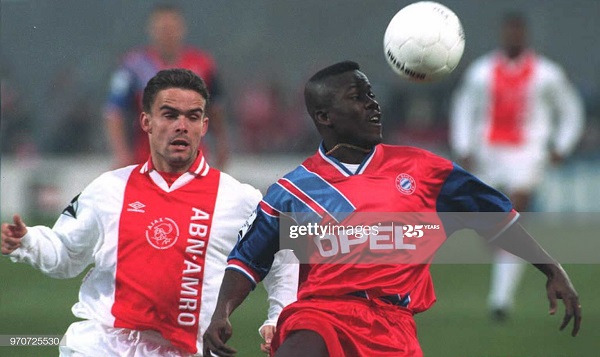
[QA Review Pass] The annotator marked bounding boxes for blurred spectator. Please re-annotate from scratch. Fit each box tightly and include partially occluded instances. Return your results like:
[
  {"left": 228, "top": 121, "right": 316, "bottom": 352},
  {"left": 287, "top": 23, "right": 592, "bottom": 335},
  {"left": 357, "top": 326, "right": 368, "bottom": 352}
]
[
  {"left": 449, "top": 12, "right": 585, "bottom": 321},
  {"left": 285, "top": 82, "right": 322, "bottom": 153},
  {"left": 0, "top": 59, "right": 37, "bottom": 158},
  {"left": 234, "top": 76, "right": 314, "bottom": 154},
  {"left": 575, "top": 79, "right": 600, "bottom": 158},
  {"left": 40, "top": 65, "right": 96, "bottom": 154},
  {"left": 104, "top": 3, "right": 230, "bottom": 169},
  {"left": 235, "top": 79, "right": 284, "bottom": 153},
  {"left": 384, "top": 83, "right": 454, "bottom": 156}
]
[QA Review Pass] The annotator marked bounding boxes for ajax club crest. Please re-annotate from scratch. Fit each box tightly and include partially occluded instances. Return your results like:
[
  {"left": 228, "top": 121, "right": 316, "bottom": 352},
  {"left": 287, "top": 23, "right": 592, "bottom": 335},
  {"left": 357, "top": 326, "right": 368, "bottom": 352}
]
[
  {"left": 146, "top": 217, "right": 180, "bottom": 249},
  {"left": 395, "top": 173, "right": 416, "bottom": 195}
]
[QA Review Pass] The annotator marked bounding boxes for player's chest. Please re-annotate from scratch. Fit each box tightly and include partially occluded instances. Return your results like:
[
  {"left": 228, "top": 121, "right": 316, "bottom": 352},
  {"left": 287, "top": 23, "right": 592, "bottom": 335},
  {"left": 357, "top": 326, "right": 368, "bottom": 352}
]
[
  {"left": 116, "top": 176, "right": 219, "bottom": 251},
  {"left": 328, "top": 173, "right": 439, "bottom": 212}
]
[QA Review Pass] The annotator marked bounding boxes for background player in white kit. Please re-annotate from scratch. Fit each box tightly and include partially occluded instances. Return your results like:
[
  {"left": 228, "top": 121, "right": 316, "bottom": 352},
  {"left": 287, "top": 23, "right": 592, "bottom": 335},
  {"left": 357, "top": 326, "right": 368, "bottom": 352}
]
[
  {"left": 449, "top": 12, "right": 585, "bottom": 321},
  {"left": 1, "top": 68, "right": 298, "bottom": 356}
]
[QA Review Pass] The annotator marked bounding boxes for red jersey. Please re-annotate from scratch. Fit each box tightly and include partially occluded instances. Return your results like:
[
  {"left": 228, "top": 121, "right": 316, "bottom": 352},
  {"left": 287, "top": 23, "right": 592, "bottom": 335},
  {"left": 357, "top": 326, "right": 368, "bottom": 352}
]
[{"left": 228, "top": 143, "right": 517, "bottom": 314}]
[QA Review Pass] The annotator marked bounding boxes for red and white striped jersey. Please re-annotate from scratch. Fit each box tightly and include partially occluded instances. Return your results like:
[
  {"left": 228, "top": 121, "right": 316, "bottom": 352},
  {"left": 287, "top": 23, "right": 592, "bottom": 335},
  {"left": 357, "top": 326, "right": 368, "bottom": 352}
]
[
  {"left": 450, "top": 50, "right": 584, "bottom": 159},
  {"left": 8, "top": 153, "right": 298, "bottom": 355}
]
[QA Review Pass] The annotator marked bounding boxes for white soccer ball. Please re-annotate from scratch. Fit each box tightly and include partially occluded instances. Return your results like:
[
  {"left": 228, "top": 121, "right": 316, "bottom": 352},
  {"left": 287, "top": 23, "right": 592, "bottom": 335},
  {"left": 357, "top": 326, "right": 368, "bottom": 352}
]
[{"left": 383, "top": 1, "right": 465, "bottom": 82}]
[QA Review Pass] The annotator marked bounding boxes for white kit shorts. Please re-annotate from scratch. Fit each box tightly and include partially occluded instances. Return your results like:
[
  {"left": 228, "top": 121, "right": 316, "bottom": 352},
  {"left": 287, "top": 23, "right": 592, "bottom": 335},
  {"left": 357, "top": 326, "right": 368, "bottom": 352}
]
[{"left": 59, "top": 320, "right": 195, "bottom": 357}]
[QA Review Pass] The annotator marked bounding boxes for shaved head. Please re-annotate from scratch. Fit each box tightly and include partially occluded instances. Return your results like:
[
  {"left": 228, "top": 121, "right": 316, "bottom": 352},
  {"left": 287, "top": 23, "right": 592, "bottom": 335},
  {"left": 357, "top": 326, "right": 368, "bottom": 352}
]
[
  {"left": 304, "top": 61, "right": 360, "bottom": 119},
  {"left": 301, "top": 61, "right": 382, "bottom": 163}
]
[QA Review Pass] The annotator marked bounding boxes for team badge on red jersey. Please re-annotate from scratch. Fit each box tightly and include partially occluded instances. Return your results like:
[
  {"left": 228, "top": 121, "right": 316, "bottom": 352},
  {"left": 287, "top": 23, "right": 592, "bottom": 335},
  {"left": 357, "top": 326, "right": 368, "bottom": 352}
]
[
  {"left": 396, "top": 173, "right": 416, "bottom": 195},
  {"left": 146, "top": 217, "right": 180, "bottom": 249}
]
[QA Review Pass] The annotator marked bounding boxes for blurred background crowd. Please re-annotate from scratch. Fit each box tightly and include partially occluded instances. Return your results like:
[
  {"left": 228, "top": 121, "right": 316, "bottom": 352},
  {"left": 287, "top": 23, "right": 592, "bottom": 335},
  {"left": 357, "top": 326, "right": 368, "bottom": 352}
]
[{"left": 2, "top": 0, "right": 600, "bottom": 216}]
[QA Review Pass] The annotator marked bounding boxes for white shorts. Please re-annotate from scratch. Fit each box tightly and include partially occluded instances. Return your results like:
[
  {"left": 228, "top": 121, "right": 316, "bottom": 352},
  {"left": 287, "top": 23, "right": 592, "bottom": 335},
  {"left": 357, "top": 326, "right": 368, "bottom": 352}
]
[
  {"left": 59, "top": 320, "right": 196, "bottom": 357},
  {"left": 474, "top": 145, "right": 547, "bottom": 193}
]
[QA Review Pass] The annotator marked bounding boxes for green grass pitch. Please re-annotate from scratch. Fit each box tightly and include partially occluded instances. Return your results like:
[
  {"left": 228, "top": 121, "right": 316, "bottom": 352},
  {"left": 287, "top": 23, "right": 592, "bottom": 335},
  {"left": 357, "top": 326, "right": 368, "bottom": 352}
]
[{"left": 1, "top": 233, "right": 598, "bottom": 356}]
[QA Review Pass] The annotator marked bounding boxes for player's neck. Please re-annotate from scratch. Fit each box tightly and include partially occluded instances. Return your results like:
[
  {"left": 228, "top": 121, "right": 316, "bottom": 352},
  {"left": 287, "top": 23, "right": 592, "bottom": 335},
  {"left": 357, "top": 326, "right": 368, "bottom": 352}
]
[
  {"left": 504, "top": 47, "right": 526, "bottom": 60},
  {"left": 157, "top": 170, "right": 183, "bottom": 187},
  {"left": 325, "top": 143, "right": 372, "bottom": 164},
  {"left": 156, "top": 46, "right": 183, "bottom": 65},
  {"left": 161, "top": 52, "right": 180, "bottom": 65},
  {"left": 151, "top": 158, "right": 193, "bottom": 175}
]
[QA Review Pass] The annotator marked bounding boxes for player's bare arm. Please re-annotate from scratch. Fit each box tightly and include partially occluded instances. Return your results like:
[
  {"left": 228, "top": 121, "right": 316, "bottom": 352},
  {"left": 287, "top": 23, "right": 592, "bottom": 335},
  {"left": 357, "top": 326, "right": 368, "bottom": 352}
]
[
  {"left": 1, "top": 214, "right": 27, "bottom": 255},
  {"left": 491, "top": 222, "right": 582, "bottom": 336},
  {"left": 203, "top": 269, "right": 255, "bottom": 357}
]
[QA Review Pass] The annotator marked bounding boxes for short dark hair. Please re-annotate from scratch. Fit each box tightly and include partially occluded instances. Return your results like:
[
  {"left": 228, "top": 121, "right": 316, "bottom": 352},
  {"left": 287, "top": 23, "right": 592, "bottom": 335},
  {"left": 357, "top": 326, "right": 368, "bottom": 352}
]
[
  {"left": 142, "top": 68, "right": 210, "bottom": 113},
  {"left": 308, "top": 60, "right": 360, "bottom": 84},
  {"left": 304, "top": 61, "right": 361, "bottom": 118}
]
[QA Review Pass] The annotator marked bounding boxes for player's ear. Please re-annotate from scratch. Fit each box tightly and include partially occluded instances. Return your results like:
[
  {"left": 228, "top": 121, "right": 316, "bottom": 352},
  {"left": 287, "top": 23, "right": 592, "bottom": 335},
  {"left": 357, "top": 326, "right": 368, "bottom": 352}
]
[
  {"left": 140, "top": 112, "right": 152, "bottom": 133},
  {"left": 201, "top": 116, "right": 209, "bottom": 137},
  {"left": 315, "top": 110, "right": 332, "bottom": 126}
]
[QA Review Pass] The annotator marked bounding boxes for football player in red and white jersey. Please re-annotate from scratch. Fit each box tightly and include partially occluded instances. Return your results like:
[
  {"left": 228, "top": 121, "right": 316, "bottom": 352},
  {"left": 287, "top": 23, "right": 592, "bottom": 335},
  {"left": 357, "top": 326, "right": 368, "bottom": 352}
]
[
  {"left": 2, "top": 68, "right": 298, "bottom": 357},
  {"left": 449, "top": 12, "right": 585, "bottom": 321},
  {"left": 203, "top": 61, "right": 581, "bottom": 357},
  {"left": 104, "top": 4, "right": 230, "bottom": 170}
]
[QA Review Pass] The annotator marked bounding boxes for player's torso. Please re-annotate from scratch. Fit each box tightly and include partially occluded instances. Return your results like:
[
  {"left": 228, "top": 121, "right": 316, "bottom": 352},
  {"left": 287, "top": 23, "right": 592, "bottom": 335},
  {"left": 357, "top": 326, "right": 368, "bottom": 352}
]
[
  {"left": 469, "top": 52, "right": 560, "bottom": 149},
  {"left": 76, "top": 165, "right": 256, "bottom": 354},
  {"left": 329, "top": 158, "right": 439, "bottom": 212},
  {"left": 281, "top": 145, "right": 451, "bottom": 312}
]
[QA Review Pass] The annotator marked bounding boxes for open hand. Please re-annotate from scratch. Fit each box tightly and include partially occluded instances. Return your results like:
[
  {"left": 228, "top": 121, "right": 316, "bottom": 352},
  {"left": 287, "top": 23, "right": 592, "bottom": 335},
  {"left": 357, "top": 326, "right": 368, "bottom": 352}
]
[{"left": 545, "top": 265, "right": 582, "bottom": 336}]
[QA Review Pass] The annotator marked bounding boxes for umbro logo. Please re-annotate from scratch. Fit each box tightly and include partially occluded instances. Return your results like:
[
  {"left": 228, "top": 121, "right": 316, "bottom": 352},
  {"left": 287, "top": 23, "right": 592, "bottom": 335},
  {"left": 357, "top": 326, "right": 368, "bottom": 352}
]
[
  {"left": 127, "top": 201, "right": 146, "bottom": 213},
  {"left": 62, "top": 194, "right": 81, "bottom": 218}
]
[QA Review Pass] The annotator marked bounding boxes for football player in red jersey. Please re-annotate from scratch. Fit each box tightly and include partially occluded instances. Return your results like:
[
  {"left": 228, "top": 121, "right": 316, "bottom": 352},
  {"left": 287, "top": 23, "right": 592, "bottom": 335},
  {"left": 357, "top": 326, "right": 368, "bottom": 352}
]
[
  {"left": 104, "top": 4, "right": 230, "bottom": 170},
  {"left": 203, "top": 61, "right": 581, "bottom": 357},
  {"left": 2, "top": 68, "right": 297, "bottom": 356}
]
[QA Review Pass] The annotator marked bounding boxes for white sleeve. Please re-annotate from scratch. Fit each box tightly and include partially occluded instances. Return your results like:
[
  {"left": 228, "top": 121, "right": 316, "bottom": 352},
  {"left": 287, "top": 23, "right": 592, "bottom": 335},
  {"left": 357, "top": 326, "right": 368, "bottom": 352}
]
[
  {"left": 8, "top": 182, "right": 102, "bottom": 279},
  {"left": 547, "top": 67, "right": 585, "bottom": 156},
  {"left": 449, "top": 64, "right": 482, "bottom": 159},
  {"left": 258, "top": 249, "right": 298, "bottom": 335}
]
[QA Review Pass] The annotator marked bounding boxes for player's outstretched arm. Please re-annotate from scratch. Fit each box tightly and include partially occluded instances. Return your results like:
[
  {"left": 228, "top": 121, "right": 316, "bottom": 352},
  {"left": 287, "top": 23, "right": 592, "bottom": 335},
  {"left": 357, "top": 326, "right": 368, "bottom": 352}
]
[
  {"left": 491, "top": 222, "right": 582, "bottom": 336},
  {"left": 203, "top": 269, "right": 255, "bottom": 357},
  {"left": 1, "top": 214, "right": 27, "bottom": 255}
]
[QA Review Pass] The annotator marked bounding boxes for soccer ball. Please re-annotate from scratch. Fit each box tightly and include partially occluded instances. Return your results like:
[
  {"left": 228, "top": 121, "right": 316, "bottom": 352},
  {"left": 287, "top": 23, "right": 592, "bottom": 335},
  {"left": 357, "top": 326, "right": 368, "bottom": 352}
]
[{"left": 383, "top": 1, "right": 465, "bottom": 82}]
